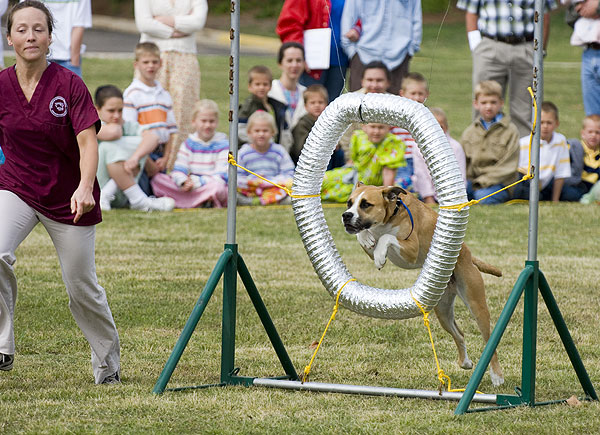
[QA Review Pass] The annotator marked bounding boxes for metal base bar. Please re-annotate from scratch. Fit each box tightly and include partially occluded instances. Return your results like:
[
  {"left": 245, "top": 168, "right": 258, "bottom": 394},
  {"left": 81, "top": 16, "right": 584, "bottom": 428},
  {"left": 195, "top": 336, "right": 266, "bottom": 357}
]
[{"left": 253, "top": 378, "right": 497, "bottom": 403}]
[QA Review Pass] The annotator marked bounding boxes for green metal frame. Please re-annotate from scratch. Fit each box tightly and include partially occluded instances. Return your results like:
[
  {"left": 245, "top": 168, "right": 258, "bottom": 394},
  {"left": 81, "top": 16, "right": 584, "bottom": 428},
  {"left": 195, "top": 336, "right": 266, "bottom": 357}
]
[
  {"left": 454, "top": 261, "right": 598, "bottom": 414},
  {"left": 152, "top": 244, "right": 299, "bottom": 394}
]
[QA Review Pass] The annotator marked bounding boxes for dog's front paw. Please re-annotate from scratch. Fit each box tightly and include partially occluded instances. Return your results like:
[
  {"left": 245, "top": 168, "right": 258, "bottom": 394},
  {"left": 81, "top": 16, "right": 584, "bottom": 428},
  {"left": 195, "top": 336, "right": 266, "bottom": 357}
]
[
  {"left": 374, "top": 249, "right": 387, "bottom": 270},
  {"left": 357, "top": 230, "right": 376, "bottom": 251}
]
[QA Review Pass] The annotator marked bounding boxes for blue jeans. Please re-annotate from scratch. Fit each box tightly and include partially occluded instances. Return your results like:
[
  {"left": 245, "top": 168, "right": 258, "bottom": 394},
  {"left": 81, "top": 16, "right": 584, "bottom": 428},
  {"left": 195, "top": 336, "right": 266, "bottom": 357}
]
[
  {"left": 0, "top": 146, "right": 4, "bottom": 165},
  {"left": 394, "top": 158, "right": 414, "bottom": 191},
  {"left": 52, "top": 59, "right": 82, "bottom": 77},
  {"left": 582, "top": 48, "right": 600, "bottom": 116},
  {"left": 467, "top": 181, "right": 511, "bottom": 204},
  {"left": 299, "top": 66, "right": 347, "bottom": 103}
]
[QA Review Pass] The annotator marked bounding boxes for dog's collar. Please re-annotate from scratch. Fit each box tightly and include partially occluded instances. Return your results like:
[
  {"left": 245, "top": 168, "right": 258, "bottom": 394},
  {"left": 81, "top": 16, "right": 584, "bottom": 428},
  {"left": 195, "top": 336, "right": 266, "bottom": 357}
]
[{"left": 391, "top": 196, "right": 414, "bottom": 240}]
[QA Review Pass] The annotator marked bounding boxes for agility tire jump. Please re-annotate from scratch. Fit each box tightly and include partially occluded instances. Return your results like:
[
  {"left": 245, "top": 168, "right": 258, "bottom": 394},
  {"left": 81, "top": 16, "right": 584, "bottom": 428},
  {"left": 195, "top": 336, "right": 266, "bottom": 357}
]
[{"left": 292, "top": 92, "right": 469, "bottom": 319}]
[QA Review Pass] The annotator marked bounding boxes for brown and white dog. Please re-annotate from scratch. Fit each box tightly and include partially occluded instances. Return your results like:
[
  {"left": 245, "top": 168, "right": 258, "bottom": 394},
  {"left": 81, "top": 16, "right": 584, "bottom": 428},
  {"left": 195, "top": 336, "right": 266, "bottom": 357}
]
[{"left": 342, "top": 183, "right": 504, "bottom": 386}]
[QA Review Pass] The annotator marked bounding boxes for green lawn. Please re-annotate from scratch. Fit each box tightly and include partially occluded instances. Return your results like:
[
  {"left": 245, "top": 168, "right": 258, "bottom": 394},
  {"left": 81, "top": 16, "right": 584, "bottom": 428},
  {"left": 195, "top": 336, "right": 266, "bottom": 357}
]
[{"left": 2, "top": 12, "right": 600, "bottom": 434}]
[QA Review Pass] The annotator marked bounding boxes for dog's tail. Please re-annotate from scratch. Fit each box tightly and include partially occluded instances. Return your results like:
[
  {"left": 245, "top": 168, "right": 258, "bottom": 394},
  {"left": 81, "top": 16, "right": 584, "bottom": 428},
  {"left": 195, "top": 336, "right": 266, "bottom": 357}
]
[{"left": 472, "top": 257, "right": 503, "bottom": 277}]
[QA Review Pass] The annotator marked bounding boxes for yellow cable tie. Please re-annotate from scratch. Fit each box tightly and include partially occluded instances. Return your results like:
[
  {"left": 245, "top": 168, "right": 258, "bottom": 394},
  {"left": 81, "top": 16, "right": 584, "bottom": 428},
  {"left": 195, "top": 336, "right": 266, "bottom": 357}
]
[
  {"left": 228, "top": 153, "right": 320, "bottom": 199},
  {"left": 302, "top": 278, "right": 357, "bottom": 383}
]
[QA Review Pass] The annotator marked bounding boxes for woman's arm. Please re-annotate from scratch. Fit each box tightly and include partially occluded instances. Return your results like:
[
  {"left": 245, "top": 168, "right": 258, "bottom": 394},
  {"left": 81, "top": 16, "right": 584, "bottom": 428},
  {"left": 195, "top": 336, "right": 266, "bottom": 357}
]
[
  {"left": 134, "top": 0, "right": 175, "bottom": 39},
  {"left": 72, "top": 126, "right": 99, "bottom": 223}
]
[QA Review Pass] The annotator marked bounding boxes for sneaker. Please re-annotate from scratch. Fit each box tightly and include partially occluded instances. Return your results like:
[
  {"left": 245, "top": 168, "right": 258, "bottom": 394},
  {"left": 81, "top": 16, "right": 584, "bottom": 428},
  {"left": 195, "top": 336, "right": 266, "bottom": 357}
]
[
  {"left": 100, "top": 371, "right": 121, "bottom": 385},
  {"left": 146, "top": 196, "right": 175, "bottom": 212},
  {"left": 0, "top": 353, "right": 14, "bottom": 371},
  {"left": 99, "top": 193, "right": 113, "bottom": 211},
  {"left": 132, "top": 196, "right": 176, "bottom": 212}
]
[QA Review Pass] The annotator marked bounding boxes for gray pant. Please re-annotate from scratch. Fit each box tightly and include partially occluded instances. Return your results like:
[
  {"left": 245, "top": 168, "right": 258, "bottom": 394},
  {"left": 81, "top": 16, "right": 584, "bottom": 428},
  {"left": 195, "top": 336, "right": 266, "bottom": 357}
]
[
  {"left": 472, "top": 37, "right": 534, "bottom": 137},
  {"left": 0, "top": 190, "right": 120, "bottom": 383}
]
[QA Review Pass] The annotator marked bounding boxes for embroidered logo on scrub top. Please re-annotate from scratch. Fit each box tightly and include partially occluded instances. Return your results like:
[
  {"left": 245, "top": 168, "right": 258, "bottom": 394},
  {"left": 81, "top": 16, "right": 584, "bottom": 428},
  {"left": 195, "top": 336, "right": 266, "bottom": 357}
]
[{"left": 49, "top": 96, "right": 68, "bottom": 117}]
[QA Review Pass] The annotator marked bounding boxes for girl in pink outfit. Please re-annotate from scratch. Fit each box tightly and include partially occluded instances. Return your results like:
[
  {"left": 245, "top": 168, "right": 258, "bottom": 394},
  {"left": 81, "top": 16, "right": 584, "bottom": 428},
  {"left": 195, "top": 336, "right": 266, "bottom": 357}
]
[{"left": 151, "top": 100, "right": 229, "bottom": 208}]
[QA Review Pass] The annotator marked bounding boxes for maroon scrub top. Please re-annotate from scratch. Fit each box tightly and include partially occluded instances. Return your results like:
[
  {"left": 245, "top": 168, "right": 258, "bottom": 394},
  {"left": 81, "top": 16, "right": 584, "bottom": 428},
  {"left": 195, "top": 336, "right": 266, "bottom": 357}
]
[{"left": 0, "top": 62, "right": 102, "bottom": 226}]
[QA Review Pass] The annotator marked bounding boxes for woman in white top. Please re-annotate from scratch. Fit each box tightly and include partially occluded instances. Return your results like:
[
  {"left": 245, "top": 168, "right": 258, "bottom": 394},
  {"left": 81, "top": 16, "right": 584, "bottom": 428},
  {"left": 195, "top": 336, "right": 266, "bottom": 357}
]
[
  {"left": 134, "top": 0, "right": 208, "bottom": 170},
  {"left": 268, "top": 42, "right": 308, "bottom": 151}
]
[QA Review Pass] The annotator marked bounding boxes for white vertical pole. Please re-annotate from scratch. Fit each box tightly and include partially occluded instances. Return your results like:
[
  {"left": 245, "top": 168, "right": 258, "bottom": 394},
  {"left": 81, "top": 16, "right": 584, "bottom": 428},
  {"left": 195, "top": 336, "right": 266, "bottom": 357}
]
[
  {"left": 527, "top": 0, "right": 544, "bottom": 261},
  {"left": 226, "top": 0, "right": 240, "bottom": 245}
]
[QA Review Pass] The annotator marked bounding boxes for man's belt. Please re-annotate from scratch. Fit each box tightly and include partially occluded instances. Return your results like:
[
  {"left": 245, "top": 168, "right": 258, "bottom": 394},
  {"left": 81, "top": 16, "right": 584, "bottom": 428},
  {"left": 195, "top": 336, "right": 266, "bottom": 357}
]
[{"left": 481, "top": 32, "right": 534, "bottom": 44}]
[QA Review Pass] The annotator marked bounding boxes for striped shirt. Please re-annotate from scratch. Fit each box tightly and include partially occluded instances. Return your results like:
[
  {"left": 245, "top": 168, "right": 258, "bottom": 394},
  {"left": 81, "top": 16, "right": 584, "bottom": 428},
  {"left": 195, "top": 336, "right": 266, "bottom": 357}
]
[
  {"left": 518, "top": 132, "right": 570, "bottom": 189},
  {"left": 123, "top": 78, "right": 178, "bottom": 145},
  {"left": 391, "top": 127, "right": 413, "bottom": 160},
  {"left": 456, "top": 0, "right": 557, "bottom": 38},
  {"left": 582, "top": 141, "right": 600, "bottom": 186},
  {"left": 237, "top": 142, "right": 295, "bottom": 187},
  {"left": 171, "top": 132, "right": 229, "bottom": 187}
]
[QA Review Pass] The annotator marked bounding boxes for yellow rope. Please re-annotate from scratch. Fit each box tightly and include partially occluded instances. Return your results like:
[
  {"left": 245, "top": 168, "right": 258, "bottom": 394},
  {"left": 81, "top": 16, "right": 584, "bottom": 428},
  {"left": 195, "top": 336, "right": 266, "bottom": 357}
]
[
  {"left": 302, "top": 278, "right": 357, "bottom": 383},
  {"left": 410, "top": 292, "right": 484, "bottom": 395},
  {"left": 440, "top": 87, "right": 538, "bottom": 212},
  {"left": 228, "top": 153, "right": 320, "bottom": 199}
]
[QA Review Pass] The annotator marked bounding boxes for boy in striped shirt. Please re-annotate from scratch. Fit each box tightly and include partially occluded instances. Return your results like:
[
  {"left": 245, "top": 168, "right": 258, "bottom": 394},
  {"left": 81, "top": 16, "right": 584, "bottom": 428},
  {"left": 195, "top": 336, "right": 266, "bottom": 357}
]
[
  {"left": 393, "top": 72, "right": 429, "bottom": 191},
  {"left": 123, "top": 42, "right": 178, "bottom": 195},
  {"left": 513, "top": 101, "right": 570, "bottom": 202}
]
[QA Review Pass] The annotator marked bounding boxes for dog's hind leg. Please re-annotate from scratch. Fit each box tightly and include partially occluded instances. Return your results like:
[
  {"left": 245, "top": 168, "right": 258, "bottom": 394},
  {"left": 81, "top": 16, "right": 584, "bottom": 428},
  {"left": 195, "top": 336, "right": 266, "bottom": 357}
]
[
  {"left": 455, "top": 267, "right": 505, "bottom": 386},
  {"left": 433, "top": 282, "right": 473, "bottom": 370}
]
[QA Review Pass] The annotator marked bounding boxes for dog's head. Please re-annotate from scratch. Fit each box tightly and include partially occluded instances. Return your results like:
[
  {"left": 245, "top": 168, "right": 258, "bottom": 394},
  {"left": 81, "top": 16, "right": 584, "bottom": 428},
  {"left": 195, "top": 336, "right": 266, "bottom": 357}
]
[{"left": 341, "top": 183, "right": 407, "bottom": 234}]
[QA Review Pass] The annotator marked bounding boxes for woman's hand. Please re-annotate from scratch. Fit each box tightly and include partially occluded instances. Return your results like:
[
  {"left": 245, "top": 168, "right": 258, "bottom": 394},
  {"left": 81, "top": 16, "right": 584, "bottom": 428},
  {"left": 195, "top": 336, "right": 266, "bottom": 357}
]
[{"left": 71, "top": 183, "right": 95, "bottom": 223}]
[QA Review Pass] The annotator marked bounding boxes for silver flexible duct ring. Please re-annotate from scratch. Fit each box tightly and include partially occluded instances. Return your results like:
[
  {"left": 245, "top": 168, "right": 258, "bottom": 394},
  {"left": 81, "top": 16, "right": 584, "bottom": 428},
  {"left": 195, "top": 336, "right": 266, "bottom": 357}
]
[{"left": 291, "top": 93, "right": 469, "bottom": 319}]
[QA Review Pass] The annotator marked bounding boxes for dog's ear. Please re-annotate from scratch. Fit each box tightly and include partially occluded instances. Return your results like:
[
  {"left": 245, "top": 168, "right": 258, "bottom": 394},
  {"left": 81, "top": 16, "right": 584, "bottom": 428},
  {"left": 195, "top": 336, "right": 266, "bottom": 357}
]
[
  {"left": 355, "top": 181, "right": 364, "bottom": 189},
  {"left": 382, "top": 186, "right": 407, "bottom": 203}
]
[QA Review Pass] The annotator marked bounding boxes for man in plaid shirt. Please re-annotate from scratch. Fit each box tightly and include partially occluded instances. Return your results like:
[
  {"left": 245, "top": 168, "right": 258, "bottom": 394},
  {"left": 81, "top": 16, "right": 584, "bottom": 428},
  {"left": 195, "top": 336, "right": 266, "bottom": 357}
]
[{"left": 457, "top": 0, "right": 558, "bottom": 137}]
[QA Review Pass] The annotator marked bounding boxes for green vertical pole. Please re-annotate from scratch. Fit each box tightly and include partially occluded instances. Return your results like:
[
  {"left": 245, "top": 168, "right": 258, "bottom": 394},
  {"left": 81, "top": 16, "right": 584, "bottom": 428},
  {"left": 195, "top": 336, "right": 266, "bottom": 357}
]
[
  {"left": 221, "top": 244, "right": 238, "bottom": 383},
  {"left": 237, "top": 254, "right": 299, "bottom": 380},
  {"left": 455, "top": 265, "right": 534, "bottom": 415},
  {"left": 521, "top": 261, "right": 539, "bottom": 405},
  {"left": 538, "top": 272, "right": 598, "bottom": 400},
  {"left": 153, "top": 249, "right": 233, "bottom": 394}
]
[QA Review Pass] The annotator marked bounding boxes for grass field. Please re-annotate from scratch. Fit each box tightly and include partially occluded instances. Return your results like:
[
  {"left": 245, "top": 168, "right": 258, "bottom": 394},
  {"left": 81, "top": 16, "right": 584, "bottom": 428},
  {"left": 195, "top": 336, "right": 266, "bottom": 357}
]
[{"left": 2, "top": 12, "right": 600, "bottom": 434}]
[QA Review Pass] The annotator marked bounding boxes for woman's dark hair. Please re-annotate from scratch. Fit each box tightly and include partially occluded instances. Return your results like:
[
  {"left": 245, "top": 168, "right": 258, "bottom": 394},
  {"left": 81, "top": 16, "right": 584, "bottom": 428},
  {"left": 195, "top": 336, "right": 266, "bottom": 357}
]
[
  {"left": 94, "top": 85, "right": 123, "bottom": 108},
  {"left": 277, "top": 41, "right": 305, "bottom": 64},
  {"left": 7, "top": 0, "right": 54, "bottom": 35}
]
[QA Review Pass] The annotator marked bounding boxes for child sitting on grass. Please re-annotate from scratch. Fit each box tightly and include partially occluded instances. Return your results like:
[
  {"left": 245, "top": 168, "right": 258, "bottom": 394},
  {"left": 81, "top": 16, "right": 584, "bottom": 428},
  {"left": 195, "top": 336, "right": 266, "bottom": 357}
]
[
  {"left": 150, "top": 100, "right": 229, "bottom": 208},
  {"left": 412, "top": 107, "right": 467, "bottom": 204},
  {"left": 95, "top": 85, "right": 175, "bottom": 212},
  {"left": 568, "top": 114, "right": 600, "bottom": 204},
  {"left": 291, "top": 84, "right": 341, "bottom": 166},
  {"left": 512, "top": 101, "right": 570, "bottom": 202},
  {"left": 460, "top": 80, "right": 520, "bottom": 204},
  {"left": 238, "top": 65, "right": 287, "bottom": 148},
  {"left": 237, "top": 111, "right": 295, "bottom": 205},
  {"left": 321, "top": 122, "right": 406, "bottom": 203}
]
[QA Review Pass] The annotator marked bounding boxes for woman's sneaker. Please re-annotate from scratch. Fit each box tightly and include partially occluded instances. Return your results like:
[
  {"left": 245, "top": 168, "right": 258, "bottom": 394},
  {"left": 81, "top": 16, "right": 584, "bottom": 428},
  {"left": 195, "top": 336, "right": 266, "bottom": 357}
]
[
  {"left": 100, "top": 370, "right": 121, "bottom": 385},
  {"left": 0, "top": 353, "right": 14, "bottom": 371}
]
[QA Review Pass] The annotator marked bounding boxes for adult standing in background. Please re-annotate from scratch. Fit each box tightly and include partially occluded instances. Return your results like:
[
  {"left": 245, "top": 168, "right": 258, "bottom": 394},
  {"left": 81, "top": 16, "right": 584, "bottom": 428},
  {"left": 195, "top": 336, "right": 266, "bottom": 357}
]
[
  {"left": 36, "top": 0, "right": 91, "bottom": 77},
  {"left": 135, "top": 0, "right": 208, "bottom": 170},
  {"left": 0, "top": 1, "right": 120, "bottom": 383},
  {"left": 340, "top": 0, "right": 422, "bottom": 95},
  {"left": 457, "top": 0, "right": 558, "bottom": 137},
  {"left": 276, "top": 0, "right": 349, "bottom": 102},
  {"left": 566, "top": 0, "right": 600, "bottom": 115},
  {"left": 0, "top": 0, "right": 8, "bottom": 69}
]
